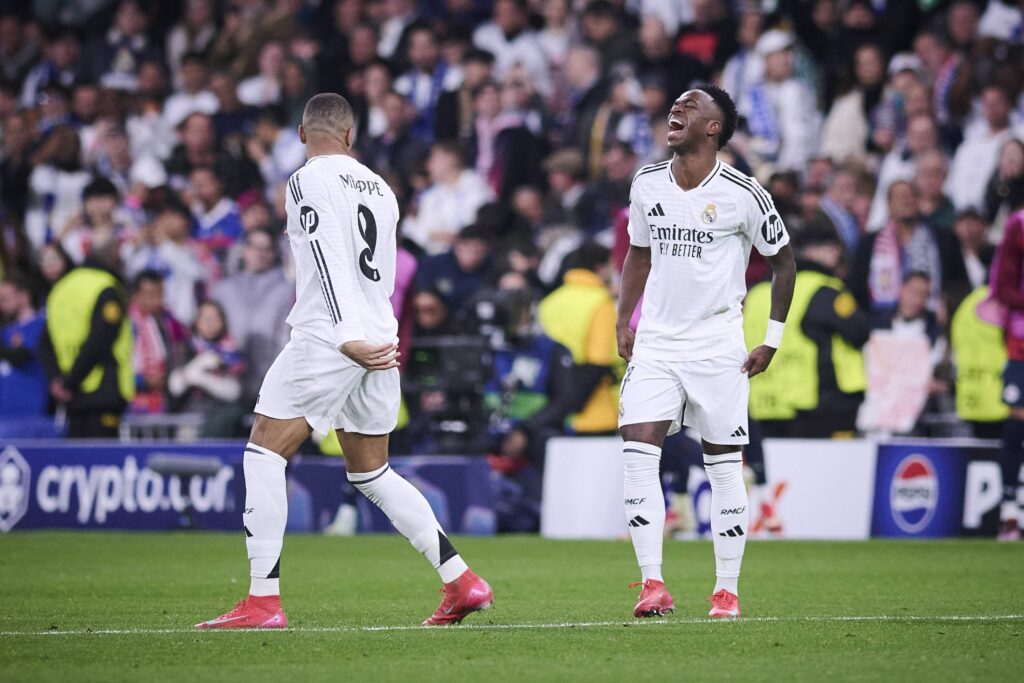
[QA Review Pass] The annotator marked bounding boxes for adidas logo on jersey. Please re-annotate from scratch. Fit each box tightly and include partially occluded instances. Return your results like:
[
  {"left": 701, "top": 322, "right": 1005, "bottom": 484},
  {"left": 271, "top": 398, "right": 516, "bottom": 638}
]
[
  {"left": 628, "top": 515, "right": 650, "bottom": 527},
  {"left": 730, "top": 426, "right": 747, "bottom": 438},
  {"left": 719, "top": 525, "right": 745, "bottom": 537},
  {"left": 647, "top": 203, "right": 666, "bottom": 217}
]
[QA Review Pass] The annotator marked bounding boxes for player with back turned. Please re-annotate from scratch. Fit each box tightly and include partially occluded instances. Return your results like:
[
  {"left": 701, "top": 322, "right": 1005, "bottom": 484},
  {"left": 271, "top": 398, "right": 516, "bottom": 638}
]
[
  {"left": 617, "top": 85, "right": 796, "bottom": 619},
  {"left": 195, "top": 94, "right": 493, "bottom": 629}
]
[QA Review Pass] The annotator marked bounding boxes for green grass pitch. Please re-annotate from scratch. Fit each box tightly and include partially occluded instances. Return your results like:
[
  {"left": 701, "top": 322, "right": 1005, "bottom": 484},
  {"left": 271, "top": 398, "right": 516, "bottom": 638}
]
[{"left": 1, "top": 533, "right": 1022, "bottom": 682}]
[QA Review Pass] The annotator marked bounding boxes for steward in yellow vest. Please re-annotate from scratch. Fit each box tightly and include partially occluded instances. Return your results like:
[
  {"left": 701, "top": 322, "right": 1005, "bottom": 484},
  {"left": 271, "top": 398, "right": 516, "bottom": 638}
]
[
  {"left": 39, "top": 245, "right": 134, "bottom": 438},
  {"left": 951, "top": 285, "right": 1009, "bottom": 438},
  {"left": 538, "top": 243, "right": 621, "bottom": 434},
  {"left": 744, "top": 227, "right": 870, "bottom": 437}
]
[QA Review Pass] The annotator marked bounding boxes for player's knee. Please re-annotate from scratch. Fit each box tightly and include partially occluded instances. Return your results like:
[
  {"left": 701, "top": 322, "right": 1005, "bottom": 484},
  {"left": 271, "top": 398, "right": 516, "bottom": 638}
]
[
  {"left": 337, "top": 430, "right": 390, "bottom": 473},
  {"left": 620, "top": 422, "right": 670, "bottom": 446},
  {"left": 249, "top": 415, "right": 310, "bottom": 459}
]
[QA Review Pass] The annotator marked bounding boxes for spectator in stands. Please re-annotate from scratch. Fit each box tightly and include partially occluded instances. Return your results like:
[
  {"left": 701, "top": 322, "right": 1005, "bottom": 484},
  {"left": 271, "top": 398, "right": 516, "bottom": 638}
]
[
  {"left": 124, "top": 204, "right": 216, "bottom": 325},
  {"left": 0, "top": 275, "right": 49, "bottom": 418},
  {"left": 237, "top": 41, "right": 285, "bottom": 107},
  {"left": 675, "top": 0, "right": 737, "bottom": 73},
  {"left": 165, "top": 0, "right": 217, "bottom": 89},
  {"left": 947, "top": 85, "right": 1017, "bottom": 212},
  {"left": 403, "top": 141, "right": 494, "bottom": 255},
  {"left": 209, "top": 71, "right": 255, "bottom": 143},
  {"left": 867, "top": 113, "right": 941, "bottom": 231},
  {"left": 36, "top": 243, "right": 73, "bottom": 297},
  {"left": 436, "top": 48, "right": 495, "bottom": 143},
  {"left": 359, "top": 90, "right": 428, "bottom": 195},
  {"left": 128, "top": 269, "right": 187, "bottom": 415},
  {"left": 591, "top": 140, "right": 637, "bottom": 235},
  {"left": 410, "top": 288, "right": 458, "bottom": 338},
  {"left": 850, "top": 180, "right": 969, "bottom": 319},
  {"left": 821, "top": 43, "right": 887, "bottom": 163},
  {"left": 211, "top": 228, "right": 292, "bottom": 404},
  {"left": 720, "top": 7, "right": 764, "bottom": 118},
  {"left": 538, "top": 242, "right": 620, "bottom": 436},
  {"left": 39, "top": 237, "right": 134, "bottom": 438},
  {"left": 163, "top": 51, "right": 218, "bottom": 130},
  {"left": 166, "top": 112, "right": 259, "bottom": 198},
  {"left": 246, "top": 107, "right": 306, "bottom": 192},
  {"left": 743, "top": 29, "right": 821, "bottom": 175},
  {"left": 415, "top": 224, "right": 493, "bottom": 316},
  {"left": 168, "top": 299, "right": 245, "bottom": 437},
  {"left": 872, "top": 271, "right": 945, "bottom": 352},
  {"left": 803, "top": 166, "right": 861, "bottom": 261},
  {"left": 0, "top": 13, "right": 39, "bottom": 88},
  {"left": 637, "top": 16, "right": 707, "bottom": 111},
  {"left": 25, "top": 125, "right": 90, "bottom": 248},
  {"left": 189, "top": 167, "right": 243, "bottom": 262},
  {"left": 83, "top": 0, "right": 162, "bottom": 91},
  {"left": 280, "top": 58, "right": 314, "bottom": 128},
  {"left": 60, "top": 177, "right": 125, "bottom": 264},
  {"left": 20, "top": 26, "right": 81, "bottom": 109},
  {"left": 473, "top": 0, "right": 550, "bottom": 97},
  {"left": 581, "top": 0, "right": 639, "bottom": 71},
  {"left": 954, "top": 208, "right": 995, "bottom": 290},
  {"left": 984, "top": 138, "right": 1024, "bottom": 225},
  {"left": 915, "top": 150, "right": 955, "bottom": 233},
  {"left": 395, "top": 22, "right": 457, "bottom": 144},
  {"left": 563, "top": 45, "right": 608, "bottom": 180},
  {"left": 541, "top": 148, "right": 599, "bottom": 232},
  {"left": 0, "top": 111, "right": 33, "bottom": 220}
]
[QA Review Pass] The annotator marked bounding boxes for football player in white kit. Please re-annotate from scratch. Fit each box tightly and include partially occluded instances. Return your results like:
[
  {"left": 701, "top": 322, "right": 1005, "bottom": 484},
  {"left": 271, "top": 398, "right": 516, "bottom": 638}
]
[
  {"left": 617, "top": 85, "right": 796, "bottom": 619},
  {"left": 196, "top": 94, "right": 492, "bottom": 629}
]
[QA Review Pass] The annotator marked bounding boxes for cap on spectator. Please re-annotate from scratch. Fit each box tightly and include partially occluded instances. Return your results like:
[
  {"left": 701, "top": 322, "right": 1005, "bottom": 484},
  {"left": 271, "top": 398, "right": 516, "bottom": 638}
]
[
  {"left": 887, "top": 52, "right": 923, "bottom": 77},
  {"left": 130, "top": 156, "right": 168, "bottom": 189},
  {"left": 82, "top": 177, "right": 119, "bottom": 200},
  {"left": 755, "top": 29, "right": 794, "bottom": 57},
  {"left": 543, "top": 148, "right": 585, "bottom": 180}
]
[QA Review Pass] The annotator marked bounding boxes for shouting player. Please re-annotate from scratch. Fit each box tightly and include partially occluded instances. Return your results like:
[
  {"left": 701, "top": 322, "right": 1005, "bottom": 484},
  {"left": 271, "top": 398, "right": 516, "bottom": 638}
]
[
  {"left": 617, "top": 85, "right": 796, "bottom": 619},
  {"left": 196, "top": 94, "right": 493, "bottom": 629}
]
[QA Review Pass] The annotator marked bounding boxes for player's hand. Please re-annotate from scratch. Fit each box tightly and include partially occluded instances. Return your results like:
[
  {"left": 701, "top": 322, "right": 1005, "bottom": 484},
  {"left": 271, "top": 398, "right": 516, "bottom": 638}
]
[
  {"left": 341, "top": 341, "right": 401, "bottom": 370},
  {"left": 741, "top": 345, "right": 776, "bottom": 378},
  {"left": 616, "top": 324, "right": 635, "bottom": 362}
]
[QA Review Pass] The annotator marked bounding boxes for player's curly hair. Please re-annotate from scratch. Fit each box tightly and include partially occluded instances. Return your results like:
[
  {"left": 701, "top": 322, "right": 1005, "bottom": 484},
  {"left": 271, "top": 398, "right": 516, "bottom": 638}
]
[{"left": 695, "top": 84, "right": 737, "bottom": 150}]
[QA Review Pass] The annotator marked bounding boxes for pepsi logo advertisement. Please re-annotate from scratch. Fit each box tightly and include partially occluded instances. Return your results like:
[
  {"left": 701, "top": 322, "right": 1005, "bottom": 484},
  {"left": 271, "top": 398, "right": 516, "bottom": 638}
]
[{"left": 871, "top": 445, "right": 966, "bottom": 538}]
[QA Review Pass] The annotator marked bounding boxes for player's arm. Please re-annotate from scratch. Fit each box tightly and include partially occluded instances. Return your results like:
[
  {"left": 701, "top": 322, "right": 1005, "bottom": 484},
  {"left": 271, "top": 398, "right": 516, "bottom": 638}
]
[
  {"left": 741, "top": 182, "right": 796, "bottom": 378},
  {"left": 616, "top": 182, "right": 652, "bottom": 362},
  {"left": 302, "top": 176, "right": 398, "bottom": 370}
]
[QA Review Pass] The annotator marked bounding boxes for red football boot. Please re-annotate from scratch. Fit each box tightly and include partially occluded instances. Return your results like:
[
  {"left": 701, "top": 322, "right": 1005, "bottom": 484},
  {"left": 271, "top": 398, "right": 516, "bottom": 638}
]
[
  {"left": 707, "top": 589, "right": 740, "bottom": 618},
  {"left": 422, "top": 569, "right": 494, "bottom": 626},
  {"left": 631, "top": 579, "right": 675, "bottom": 618},
  {"left": 194, "top": 596, "right": 288, "bottom": 629}
]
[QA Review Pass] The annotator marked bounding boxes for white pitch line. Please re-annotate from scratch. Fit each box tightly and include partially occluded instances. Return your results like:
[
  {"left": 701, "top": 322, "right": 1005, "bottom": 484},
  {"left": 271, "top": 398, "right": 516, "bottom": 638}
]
[{"left": 1, "top": 614, "right": 1021, "bottom": 637}]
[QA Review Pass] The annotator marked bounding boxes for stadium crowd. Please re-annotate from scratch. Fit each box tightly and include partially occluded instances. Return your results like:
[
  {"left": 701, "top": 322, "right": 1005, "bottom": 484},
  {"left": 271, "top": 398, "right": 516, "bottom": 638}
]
[{"left": 0, "top": 0, "right": 1023, "bottom": 458}]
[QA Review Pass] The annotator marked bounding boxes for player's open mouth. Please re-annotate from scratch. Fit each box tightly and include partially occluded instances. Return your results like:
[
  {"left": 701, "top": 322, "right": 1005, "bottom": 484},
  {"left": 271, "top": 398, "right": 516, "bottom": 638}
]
[{"left": 668, "top": 118, "right": 685, "bottom": 131}]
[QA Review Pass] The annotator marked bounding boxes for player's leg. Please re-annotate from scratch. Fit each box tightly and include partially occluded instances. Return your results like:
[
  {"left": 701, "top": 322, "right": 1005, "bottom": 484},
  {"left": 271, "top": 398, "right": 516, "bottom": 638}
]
[
  {"left": 618, "top": 359, "right": 682, "bottom": 617},
  {"left": 998, "top": 387, "right": 1024, "bottom": 540},
  {"left": 195, "top": 414, "right": 310, "bottom": 629},
  {"left": 338, "top": 368, "right": 492, "bottom": 625},
  {"left": 684, "top": 348, "right": 750, "bottom": 618}
]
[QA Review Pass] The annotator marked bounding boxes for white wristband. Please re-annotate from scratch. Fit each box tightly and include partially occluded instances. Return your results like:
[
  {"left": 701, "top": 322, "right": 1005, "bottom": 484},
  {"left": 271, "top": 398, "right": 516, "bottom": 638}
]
[{"left": 764, "top": 319, "right": 784, "bottom": 348}]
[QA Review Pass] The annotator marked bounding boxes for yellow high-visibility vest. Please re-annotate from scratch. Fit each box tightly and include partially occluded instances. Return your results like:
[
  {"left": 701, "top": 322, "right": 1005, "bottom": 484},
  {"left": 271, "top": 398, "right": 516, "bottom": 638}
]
[
  {"left": 538, "top": 269, "right": 621, "bottom": 433},
  {"left": 743, "top": 270, "right": 865, "bottom": 420},
  {"left": 47, "top": 267, "right": 134, "bottom": 401},
  {"left": 951, "top": 286, "right": 1009, "bottom": 422}
]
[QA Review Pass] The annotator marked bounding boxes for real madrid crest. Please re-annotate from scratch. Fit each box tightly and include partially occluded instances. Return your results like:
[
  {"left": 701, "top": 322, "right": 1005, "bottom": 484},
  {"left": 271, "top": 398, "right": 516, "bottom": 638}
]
[{"left": 701, "top": 203, "right": 717, "bottom": 224}]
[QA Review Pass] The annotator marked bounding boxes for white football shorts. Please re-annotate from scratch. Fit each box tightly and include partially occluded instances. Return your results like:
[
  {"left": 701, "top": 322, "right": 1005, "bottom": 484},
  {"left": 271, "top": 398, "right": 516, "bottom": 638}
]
[
  {"left": 618, "top": 345, "right": 750, "bottom": 445},
  {"left": 254, "top": 330, "right": 400, "bottom": 436}
]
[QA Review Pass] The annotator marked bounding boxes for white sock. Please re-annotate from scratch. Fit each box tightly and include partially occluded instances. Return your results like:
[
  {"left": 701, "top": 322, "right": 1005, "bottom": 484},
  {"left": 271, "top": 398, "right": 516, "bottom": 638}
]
[
  {"left": 704, "top": 451, "right": 748, "bottom": 596},
  {"left": 243, "top": 443, "right": 288, "bottom": 597},
  {"left": 623, "top": 441, "right": 665, "bottom": 579},
  {"left": 348, "top": 464, "right": 469, "bottom": 584}
]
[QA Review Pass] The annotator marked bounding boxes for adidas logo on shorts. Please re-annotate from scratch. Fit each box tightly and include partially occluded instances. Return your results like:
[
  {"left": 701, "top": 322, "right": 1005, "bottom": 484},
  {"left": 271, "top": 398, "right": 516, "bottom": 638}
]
[{"left": 730, "top": 426, "right": 747, "bottom": 438}]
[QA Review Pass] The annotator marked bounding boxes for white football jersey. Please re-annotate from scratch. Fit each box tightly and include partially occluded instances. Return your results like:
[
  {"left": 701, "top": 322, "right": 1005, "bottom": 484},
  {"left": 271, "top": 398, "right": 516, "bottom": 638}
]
[
  {"left": 627, "top": 158, "right": 789, "bottom": 362},
  {"left": 283, "top": 154, "right": 400, "bottom": 349}
]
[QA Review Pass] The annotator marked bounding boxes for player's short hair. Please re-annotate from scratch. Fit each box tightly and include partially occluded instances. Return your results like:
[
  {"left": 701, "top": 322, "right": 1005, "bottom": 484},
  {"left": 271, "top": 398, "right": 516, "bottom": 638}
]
[
  {"left": 302, "top": 93, "right": 354, "bottom": 137},
  {"left": 695, "top": 83, "right": 737, "bottom": 150}
]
